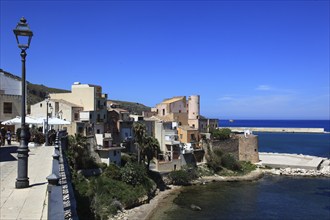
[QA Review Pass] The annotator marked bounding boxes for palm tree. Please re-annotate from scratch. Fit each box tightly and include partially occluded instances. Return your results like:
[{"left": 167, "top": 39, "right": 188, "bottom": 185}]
[
  {"left": 68, "top": 133, "right": 89, "bottom": 170},
  {"left": 133, "top": 122, "right": 147, "bottom": 164},
  {"left": 143, "top": 136, "right": 161, "bottom": 169}
]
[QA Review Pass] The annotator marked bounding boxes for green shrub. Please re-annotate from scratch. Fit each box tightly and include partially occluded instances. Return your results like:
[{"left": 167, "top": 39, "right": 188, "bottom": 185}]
[
  {"left": 121, "top": 153, "right": 137, "bottom": 166},
  {"left": 221, "top": 153, "right": 242, "bottom": 171},
  {"left": 206, "top": 153, "right": 222, "bottom": 173},
  {"left": 102, "top": 164, "right": 121, "bottom": 180},
  {"left": 168, "top": 169, "right": 194, "bottom": 185},
  {"left": 211, "top": 128, "right": 231, "bottom": 140},
  {"left": 120, "top": 162, "right": 149, "bottom": 187},
  {"left": 213, "top": 148, "right": 224, "bottom": 157},
  {"left": 89, "top": 176, "right": 147, "bottom": 218},
  {"left": 239, "top": 161, "right": 257, "bottom": 174}
]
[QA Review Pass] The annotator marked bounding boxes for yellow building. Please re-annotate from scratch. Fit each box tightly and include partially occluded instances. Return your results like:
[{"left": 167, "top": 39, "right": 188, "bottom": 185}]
[
  {"left": 177, "top": 125, "right": 199, "bottom": 144},
  {"left": 49, "top": 82, "right": 107, "bottom": 134}
]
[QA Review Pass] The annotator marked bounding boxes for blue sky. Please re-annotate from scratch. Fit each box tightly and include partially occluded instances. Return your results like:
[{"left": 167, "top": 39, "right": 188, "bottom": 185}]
[{"left": 1, "top": 0, "right": 329, "bottom": 120}]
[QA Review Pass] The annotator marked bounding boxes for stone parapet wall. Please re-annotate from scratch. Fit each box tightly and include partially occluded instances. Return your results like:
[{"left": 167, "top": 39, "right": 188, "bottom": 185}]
[
  {"left": 211, "top": 138, "right": 239, "bottom": 160},
  {"left": 156, "top": 159, "right": 181, "bottom": 172},
  {"left": 210, "top": 134, "right": 259, "bottom": 163}
]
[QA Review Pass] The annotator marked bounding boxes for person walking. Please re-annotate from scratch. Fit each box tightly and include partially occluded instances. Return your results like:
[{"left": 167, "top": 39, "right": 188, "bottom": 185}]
[{"left": 6, "top": 130, "right": 11, "bottom": 145}]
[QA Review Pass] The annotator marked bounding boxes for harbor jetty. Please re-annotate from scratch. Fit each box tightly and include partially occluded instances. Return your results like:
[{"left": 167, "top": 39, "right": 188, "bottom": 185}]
[
  {"left": 222, "top": 127, "right": 325, "bottom": 133},
  {"left": 258, "top": 152, "right": 330, "bottom": 177}
]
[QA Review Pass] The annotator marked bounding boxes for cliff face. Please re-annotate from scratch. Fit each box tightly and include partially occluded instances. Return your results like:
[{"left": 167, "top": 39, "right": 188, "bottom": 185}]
[{"left": 210, "top": 134, "right": 259, "bottom": 163}]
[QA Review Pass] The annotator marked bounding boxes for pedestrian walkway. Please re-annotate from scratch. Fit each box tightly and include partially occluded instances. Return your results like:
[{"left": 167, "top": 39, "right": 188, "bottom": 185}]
[{"left": 0, "top": 142, "right": 54, "bottom": 219}]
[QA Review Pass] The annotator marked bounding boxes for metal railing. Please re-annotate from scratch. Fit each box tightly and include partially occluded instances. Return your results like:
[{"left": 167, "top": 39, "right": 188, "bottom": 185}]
[{"left": 47, "top": 131, "right": 78, "bottom": 220}]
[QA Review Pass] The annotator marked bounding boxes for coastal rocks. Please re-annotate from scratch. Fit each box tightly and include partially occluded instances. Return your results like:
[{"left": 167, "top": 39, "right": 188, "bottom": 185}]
[
  {"left": 196, "top": 169, "right": 264, "bottom": 184},
  {"left": 190, "top": 204, "right": 202, "bottom": 211},
  {"left": 264, "top": 159, "right": 330, "bottom": 177},
  {"left": 264, "top": 166, "right": 330, "bottom": 177},
  {"left": 110, "top": 209, "right": 130, "bottom": 220}
]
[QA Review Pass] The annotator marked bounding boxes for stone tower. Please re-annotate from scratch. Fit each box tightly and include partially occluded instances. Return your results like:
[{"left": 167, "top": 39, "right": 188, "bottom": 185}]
[{"left": 188, "top": 95, "right": 200, "bottom": 128}]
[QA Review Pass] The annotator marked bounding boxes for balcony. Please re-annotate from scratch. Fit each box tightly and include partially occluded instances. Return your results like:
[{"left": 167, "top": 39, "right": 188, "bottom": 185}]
[
  {"left": 79, "top": 111, "right": 90, "bottom": 122},
  {"left": 164, "top": 134, "right": 180, "bottom": 145}
]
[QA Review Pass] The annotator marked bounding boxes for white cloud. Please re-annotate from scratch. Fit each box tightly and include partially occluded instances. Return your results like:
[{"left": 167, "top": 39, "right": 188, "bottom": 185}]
[
  {"left": 218, "top": 96, "right": 234, "bottom": 101},
  {"left": 256, "top": 85, "right": 272, "bottom": 91}
]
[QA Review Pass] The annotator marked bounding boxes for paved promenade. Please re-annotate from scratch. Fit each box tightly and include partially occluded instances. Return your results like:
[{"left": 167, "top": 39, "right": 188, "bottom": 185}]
[{"left": 0, "top": 142, "right": 54, "bottom": 220}]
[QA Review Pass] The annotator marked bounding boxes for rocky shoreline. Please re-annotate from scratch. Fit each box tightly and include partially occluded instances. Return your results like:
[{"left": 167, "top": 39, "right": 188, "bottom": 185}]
[
  {"left": 110, "top": 169, "right": 264, "bottom": 220},
  {"left": 110, "top": 163, "right": 330, "bottom": 220}
]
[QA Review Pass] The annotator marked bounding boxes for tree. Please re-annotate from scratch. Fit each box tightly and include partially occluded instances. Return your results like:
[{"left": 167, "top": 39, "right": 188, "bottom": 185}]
[
  {"left": 68, "top": 134, "right": 98, "bottom": 170},
  {"left": 133, "top": 122, "right": 147, "bottom": 164},
  {"left": 133, "top": 122, "right": 161, "bottom": 169},
  {"left": 143, "top": 136, "right": 160, "bottom": 169}
]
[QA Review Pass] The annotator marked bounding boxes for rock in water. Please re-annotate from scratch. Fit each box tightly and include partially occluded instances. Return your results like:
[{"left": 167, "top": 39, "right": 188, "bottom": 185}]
[{"left": 190, "top": 204, "right": 202, "bottom": 211}]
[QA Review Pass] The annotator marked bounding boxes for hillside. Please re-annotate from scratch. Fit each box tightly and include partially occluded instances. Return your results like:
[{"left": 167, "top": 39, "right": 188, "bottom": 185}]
[
  {"left": 109, "top": 100, "right": 151, "bottom": 114},
  {"left": 27, "top": 83, "right": 69, "bottom": 106}
]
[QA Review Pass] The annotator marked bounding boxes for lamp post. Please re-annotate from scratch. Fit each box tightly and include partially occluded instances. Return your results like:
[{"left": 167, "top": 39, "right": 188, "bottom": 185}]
[
  {"left": 13, "top": 17, "right": 33, "bottom": 189},
  {"left": 45, "top": 95, "right": 50, "bottom": 146}
]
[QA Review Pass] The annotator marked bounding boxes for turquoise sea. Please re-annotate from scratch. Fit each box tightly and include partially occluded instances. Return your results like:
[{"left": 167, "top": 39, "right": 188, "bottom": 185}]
[{"left": 150, "top": 120, "right": 330, "bottom": 220}]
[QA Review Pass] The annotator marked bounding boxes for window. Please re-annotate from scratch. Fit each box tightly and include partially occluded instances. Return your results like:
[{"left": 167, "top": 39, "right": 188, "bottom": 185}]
[
  {"left": 190, "top": 134, "right": 196, "bottom": 141},
  {"left": 162, "top": 109, "right": 165, "bottom": 116},
  {"left": 78, "top": 127, "right": 84, "bottom": 134},
  {"left": 74, "top": 113, "right": 79, "bottom": 121},
  {"left": 180, "top": 134, "right": 183, "bottom": 139},
  {"left": 40, "top": 103, "right": 42, "bottom": 107},
  {"left": 3, "top": 102, "right": 12, "bottom": 114}
]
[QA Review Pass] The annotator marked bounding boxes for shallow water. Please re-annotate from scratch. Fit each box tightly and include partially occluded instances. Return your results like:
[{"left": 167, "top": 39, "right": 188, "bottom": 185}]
[{"left": 150, "top": 175, "right": 330, "bottom": 220}]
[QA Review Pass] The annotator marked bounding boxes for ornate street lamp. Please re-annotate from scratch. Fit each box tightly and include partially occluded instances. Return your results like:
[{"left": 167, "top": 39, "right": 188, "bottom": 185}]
[{"left": 13, "top": 17, "right": 33, "bottom": 189}]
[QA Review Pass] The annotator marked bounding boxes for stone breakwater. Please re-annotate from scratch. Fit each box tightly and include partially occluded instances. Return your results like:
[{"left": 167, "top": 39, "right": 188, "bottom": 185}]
[
  {"left": 259, "top": 152, "right": 326, "bottom": 170},
  {"left": 262, "top": 159, "right": 330, "bottom": 177},
  {"left": 224, "top": 127, "right": 325, "bottom": 133}
]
